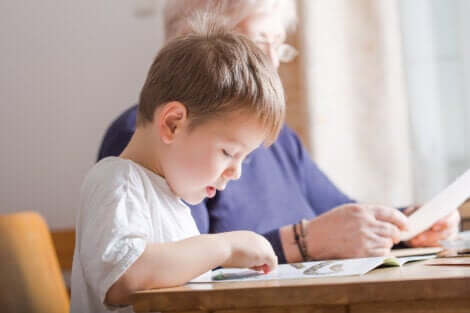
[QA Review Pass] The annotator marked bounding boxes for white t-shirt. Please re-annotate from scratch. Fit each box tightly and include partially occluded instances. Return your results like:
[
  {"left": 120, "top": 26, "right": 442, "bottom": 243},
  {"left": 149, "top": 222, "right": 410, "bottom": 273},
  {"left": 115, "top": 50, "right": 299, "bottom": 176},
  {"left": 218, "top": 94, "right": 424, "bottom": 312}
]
[{"left": 71, "top": 157, "right": 206, "bottom": 313}]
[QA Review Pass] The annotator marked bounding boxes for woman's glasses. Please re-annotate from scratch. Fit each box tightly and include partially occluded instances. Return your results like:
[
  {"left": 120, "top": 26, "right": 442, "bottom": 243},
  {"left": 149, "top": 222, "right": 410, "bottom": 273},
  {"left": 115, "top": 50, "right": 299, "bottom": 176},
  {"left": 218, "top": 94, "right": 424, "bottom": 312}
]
[{"left": 253, "top": 39, "right": 299, "bottom": 63}]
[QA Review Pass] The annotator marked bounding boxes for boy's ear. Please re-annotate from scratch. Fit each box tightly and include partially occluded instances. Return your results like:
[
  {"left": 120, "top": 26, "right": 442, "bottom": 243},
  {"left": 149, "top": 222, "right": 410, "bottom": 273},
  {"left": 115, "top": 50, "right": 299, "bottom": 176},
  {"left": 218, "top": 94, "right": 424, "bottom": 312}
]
[{"left": 157, "top": 101, "right": 188, "bottom": 144}]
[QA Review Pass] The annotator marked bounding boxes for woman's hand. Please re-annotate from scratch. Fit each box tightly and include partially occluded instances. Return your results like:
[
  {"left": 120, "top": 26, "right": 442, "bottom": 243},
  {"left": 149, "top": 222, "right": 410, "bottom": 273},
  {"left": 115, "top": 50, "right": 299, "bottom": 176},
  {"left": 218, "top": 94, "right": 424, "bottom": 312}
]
[
  {"left": 405, "top": 206, "right": 461, "bottom": 247},
  {"left": 280, "top": 204, "right": 409, "bottom": 262}
]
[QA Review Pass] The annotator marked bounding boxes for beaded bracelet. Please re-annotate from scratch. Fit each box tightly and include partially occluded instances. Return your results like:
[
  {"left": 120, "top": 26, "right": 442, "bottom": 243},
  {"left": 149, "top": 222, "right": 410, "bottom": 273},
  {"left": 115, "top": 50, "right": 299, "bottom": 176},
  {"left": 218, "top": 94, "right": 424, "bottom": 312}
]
[
  {"left": 293, "top": 222, "right": 308, "bottom": 261},
  {"left": 298, "top": 219, "right": 310, "bottom": 260}
]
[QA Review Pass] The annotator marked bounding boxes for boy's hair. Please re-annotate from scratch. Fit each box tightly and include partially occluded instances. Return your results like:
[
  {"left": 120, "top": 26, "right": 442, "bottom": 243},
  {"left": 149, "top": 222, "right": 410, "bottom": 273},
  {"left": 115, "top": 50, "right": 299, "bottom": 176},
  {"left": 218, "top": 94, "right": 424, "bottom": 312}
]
[{"left": 137, "top": 17, "right": 285, "bottom": 145}]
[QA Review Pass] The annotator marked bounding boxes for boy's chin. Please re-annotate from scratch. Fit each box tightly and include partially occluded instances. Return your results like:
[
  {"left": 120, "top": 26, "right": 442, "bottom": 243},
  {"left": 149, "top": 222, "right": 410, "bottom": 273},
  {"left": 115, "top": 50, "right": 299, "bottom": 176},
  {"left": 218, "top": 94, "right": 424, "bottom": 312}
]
[{"left": 182, "top": 195, "right": 205, "bottom": 205}]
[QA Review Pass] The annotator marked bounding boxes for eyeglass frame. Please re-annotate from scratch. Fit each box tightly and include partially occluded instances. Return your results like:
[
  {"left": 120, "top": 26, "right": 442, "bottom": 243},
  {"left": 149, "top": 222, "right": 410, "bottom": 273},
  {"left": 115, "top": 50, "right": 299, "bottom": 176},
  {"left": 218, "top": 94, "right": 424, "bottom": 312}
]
[{"left": 252, "top": 39, "right": 299, "bottom": 63}]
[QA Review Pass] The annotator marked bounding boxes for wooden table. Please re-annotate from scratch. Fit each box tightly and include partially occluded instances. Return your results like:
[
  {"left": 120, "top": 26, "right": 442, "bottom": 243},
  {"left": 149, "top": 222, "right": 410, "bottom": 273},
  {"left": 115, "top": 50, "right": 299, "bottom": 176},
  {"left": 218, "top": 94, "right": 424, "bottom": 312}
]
[{"left": 131, "top": 257, "right": 470, "bottom": 313}]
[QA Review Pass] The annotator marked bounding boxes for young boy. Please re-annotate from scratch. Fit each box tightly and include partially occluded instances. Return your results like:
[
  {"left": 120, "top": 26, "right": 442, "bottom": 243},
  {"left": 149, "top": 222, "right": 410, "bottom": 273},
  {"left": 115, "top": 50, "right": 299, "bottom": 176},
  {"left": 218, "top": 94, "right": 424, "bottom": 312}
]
[{"left": 70, "top": 23, "right": 285, "bottom": 312}]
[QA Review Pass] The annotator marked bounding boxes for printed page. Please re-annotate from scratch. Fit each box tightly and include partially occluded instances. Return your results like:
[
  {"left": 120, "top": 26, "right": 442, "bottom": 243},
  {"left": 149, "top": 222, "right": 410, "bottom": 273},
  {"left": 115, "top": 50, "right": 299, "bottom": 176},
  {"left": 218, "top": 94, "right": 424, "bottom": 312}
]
[
  {"left": 190, "top": 255, "right": 435, "bottom": 283},
  {"left": 400, "top": 169, "right": 470, "bottom": 241},
  {"left": 190, "top": 257, "right": 386, "bottom": 283},
  {"left": 382, "top": 254, "right": 435, "bottom": 266},
  {"left": 390, "top": 247, "right": 443, "bottom": 258}
]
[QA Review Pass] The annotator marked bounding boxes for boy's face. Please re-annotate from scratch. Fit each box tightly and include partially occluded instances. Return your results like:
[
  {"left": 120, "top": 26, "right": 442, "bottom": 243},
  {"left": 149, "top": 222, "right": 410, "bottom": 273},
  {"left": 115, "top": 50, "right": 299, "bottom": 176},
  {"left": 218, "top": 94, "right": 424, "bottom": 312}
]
[{"left": 162, "top": 110, "right": 266, "bottom": 205}]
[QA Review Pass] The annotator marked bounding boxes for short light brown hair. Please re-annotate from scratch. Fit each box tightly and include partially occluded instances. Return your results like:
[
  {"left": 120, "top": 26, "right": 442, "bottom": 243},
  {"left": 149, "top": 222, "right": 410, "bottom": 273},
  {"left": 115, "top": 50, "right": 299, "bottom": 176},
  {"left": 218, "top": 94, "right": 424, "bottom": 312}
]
[{"left": 137, "top": 21, "right": 285, "bottom": 145}]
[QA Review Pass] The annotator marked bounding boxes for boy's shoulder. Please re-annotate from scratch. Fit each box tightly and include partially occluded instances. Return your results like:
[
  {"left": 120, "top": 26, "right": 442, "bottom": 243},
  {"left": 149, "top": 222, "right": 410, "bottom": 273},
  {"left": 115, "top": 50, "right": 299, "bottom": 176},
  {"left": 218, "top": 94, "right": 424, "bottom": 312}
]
[
  {"left": 81, "top": 157, "right": 144, "bottom": 193},
  {"left": 81, "top": 157, "right": 173, "bottom": 204}
]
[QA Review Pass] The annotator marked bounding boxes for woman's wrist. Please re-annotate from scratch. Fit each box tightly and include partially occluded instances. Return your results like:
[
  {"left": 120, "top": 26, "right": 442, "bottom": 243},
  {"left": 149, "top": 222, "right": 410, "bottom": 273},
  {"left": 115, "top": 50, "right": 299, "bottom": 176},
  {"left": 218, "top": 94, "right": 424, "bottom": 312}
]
[
  {"left": 295, "top": 219, "right": 310, "bottom": 261},
  {"left": 279, "top": 224, "right": 303, "bottom": 263}
]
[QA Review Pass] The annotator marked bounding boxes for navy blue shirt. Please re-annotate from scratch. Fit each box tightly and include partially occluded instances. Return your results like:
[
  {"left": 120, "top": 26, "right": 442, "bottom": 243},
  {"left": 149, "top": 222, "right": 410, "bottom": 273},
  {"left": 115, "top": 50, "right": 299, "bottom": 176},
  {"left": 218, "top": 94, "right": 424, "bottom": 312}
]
[{"left": 98, "top": 105, "right": 354, "bottom": 263}]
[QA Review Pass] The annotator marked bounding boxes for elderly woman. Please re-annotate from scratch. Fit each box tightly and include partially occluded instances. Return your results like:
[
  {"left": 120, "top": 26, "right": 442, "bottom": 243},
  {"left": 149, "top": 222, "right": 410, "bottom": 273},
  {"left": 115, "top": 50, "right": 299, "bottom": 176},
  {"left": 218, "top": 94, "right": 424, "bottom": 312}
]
[{"left": 98, "top": 0, "right": 460, "bottom": 263}]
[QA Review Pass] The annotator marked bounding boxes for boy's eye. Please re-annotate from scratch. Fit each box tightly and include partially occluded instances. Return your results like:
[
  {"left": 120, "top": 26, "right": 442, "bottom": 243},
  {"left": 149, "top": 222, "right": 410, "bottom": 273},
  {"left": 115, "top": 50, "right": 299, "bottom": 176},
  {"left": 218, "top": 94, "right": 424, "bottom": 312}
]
[{"left": 222, "top": 149, "right": 233, "bottom": 158}]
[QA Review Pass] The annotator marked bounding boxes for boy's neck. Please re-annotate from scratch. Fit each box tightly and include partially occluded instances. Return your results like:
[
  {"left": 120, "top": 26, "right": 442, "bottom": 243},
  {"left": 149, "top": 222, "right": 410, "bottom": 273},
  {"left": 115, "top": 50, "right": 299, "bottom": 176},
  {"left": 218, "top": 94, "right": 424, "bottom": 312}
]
[{"left": 120, "top": 126, "right": 165, "bottom": 178}]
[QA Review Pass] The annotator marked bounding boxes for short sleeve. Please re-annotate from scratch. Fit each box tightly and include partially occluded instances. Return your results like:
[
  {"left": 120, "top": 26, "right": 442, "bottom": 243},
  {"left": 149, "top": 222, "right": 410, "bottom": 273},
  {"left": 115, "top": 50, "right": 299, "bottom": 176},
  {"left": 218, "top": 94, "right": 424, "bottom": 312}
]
[{"left": 77, "top": 175, "right": 152, "bottom": 307}]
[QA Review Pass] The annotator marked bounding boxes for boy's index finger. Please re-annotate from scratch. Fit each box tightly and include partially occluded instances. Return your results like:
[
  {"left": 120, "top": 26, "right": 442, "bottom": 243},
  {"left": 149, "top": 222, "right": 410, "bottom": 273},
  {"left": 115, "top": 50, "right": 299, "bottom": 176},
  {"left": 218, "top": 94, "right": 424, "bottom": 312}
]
[
  {"left": 373, "top": 206, "right": 410, "bottom": 231},
  {"left": 266, "top": 253, "right": 278, "bottom": 273}
]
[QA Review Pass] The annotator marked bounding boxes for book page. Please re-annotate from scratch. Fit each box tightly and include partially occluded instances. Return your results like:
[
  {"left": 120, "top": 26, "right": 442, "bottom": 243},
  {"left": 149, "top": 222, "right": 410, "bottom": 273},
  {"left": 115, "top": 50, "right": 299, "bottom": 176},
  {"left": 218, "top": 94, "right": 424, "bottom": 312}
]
[
  {"left": 190, "top": 255, "right": 434, "bottom": 283},
  {"left": 190, "top": 257, "right": 386, "bottom": 283},
  {"left": 390, "top": 247, "right": 442, "bottom": 258},
  {"left": 400, "top": 169, "right": 470, "bottom": 241},
  {"left": 189, "top": 255, "right": 438, "bottom": 283}
]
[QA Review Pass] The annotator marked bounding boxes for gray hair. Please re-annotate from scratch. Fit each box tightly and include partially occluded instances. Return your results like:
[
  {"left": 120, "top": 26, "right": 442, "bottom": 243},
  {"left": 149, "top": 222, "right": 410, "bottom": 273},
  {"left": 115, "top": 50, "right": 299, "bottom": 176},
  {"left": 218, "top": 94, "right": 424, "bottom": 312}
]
[{"left": 164, "top": 0, "right": 297, "bottom": 40}]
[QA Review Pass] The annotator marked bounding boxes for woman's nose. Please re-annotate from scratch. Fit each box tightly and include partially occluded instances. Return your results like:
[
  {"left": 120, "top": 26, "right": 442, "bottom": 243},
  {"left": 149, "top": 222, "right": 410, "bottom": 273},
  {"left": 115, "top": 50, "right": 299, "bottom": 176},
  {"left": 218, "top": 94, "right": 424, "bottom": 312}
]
[{"left": 267, "top": 45, "right": 280, "bottom": 69}]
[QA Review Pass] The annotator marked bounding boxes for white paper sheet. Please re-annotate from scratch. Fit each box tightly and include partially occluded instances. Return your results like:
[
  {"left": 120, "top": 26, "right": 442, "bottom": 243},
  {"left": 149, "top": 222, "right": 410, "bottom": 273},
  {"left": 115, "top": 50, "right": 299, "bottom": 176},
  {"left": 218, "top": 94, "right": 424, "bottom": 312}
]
[{"left": 400, "top": 169, "right": 470, "bottom": 241}]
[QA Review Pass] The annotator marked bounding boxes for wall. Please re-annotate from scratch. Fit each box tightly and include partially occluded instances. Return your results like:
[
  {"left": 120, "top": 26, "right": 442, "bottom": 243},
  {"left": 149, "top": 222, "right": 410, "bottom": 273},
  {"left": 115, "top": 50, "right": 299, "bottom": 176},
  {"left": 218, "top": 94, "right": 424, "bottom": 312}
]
[{"left": 0, "top": 0, "right": 164, "bottom": 229}]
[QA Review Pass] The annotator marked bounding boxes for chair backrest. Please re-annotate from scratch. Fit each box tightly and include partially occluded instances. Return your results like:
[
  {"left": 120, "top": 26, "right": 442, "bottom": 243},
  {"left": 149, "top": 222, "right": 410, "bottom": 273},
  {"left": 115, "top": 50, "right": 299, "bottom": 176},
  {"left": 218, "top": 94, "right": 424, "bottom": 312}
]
[
  {"left": 0, "top": 212, "right": 69, "bottom": 313},
  {"left": 51, "top": 229, "right": 75, "bottom": 271}
]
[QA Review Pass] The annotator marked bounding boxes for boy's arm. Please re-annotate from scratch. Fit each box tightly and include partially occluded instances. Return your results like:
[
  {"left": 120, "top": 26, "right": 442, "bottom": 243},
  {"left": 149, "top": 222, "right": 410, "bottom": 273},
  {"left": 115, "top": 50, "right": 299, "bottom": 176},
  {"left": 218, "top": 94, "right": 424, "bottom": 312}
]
[{"left": 106, "top": 231, "right": 277, "bottom": 306}]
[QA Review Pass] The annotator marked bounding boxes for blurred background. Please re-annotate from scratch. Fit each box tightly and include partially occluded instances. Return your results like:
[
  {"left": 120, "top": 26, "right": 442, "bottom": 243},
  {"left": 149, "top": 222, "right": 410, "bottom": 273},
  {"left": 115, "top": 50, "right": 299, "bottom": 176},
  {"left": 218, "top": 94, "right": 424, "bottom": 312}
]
[{"left": 1, "top": 0, "right": 469, "bottom": 231}]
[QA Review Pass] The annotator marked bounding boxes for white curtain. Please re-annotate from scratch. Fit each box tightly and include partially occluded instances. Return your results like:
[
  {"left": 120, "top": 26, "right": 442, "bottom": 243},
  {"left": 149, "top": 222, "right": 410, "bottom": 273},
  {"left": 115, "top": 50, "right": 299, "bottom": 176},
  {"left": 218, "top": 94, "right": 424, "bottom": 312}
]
[
  {"left": 399, "top": 0, "right": 470, "bottom": 203},
  {"left": 294, "top": 0, "right": 414, "bottom": 206}
]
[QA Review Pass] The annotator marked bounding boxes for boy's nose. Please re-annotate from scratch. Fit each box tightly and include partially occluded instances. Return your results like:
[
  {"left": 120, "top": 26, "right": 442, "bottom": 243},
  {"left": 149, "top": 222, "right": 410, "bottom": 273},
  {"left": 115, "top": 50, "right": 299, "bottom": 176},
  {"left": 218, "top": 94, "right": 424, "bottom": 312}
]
[
  {"left": 223, "top": 162, "right": 242, "bottom": 181},
  {"left": 232, "top": 164, "right": 242, "bottom": 180}
]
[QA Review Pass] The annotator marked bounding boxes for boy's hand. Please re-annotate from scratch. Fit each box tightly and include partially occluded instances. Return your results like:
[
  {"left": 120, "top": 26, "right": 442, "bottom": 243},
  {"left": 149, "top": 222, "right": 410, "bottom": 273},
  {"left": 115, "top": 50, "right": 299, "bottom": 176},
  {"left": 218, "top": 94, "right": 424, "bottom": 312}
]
[{"left": 221, "top": 231, "right": 278, "bottom": 273}]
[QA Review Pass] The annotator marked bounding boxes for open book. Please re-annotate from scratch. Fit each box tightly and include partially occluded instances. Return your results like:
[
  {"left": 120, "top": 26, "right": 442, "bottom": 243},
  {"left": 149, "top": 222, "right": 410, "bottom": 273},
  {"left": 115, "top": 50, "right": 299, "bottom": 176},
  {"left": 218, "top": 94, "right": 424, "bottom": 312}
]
[
  {"left": 190, "top": 254, "right": 434, "bottom": 283},
  {"left": 400, "top": 168, "right": 470, "bottom": 241}
]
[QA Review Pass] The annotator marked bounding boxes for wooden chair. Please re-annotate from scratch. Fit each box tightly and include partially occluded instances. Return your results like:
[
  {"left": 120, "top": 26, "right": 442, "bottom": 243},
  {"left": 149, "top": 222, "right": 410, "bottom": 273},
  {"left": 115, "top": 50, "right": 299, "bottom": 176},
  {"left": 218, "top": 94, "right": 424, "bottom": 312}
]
[
  {"left": 0, "top": 212, "right": 69, "bottom": 313},
  {"left": 460, "top": 199, "right": 470, "bottom": 231},
  {"left": 51, "top": 229, "right": 75, "bottom": 271}
]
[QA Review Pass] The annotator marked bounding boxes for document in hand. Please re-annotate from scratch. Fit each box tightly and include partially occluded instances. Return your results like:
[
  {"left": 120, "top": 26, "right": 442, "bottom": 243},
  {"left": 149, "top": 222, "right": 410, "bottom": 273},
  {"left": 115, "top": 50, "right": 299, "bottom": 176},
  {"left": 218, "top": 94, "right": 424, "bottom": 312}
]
[
  {"left": 190, "top": 255, "right": 434, "bottom": 283},
  {"left": 399, "top": 168, "right": 470, "bottom": 241}
]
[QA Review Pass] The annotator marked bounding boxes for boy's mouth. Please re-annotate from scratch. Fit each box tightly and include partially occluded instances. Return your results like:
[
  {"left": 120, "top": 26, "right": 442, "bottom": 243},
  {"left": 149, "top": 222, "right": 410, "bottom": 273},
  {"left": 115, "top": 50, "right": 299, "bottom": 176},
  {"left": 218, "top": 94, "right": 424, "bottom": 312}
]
[{"left": 206, "top": 186, "right": 216, "bottom": 198}]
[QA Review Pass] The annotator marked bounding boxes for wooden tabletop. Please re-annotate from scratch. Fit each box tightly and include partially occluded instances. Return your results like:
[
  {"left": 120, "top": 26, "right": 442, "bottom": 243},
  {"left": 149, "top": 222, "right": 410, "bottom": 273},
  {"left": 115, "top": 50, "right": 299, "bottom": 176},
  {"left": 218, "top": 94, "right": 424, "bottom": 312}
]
[{"left": 131, "top": 257, "right": 470, "bottom": 313}]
